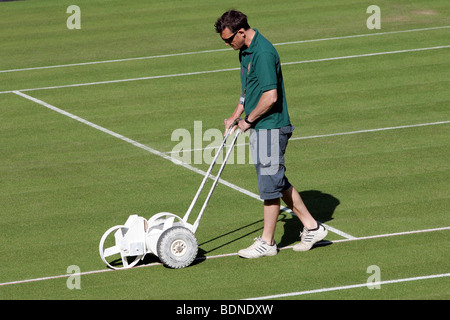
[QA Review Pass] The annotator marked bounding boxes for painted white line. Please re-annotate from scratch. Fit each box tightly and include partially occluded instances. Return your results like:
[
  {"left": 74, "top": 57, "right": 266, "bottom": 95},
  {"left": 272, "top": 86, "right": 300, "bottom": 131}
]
[
  {"left": 2, "top": 45, "right": 449, "bottom": 94},
  {"left": 165, "top": 121, "right": 450, "bottom": 155},
  {"left": 0, "top": 49, "right": 231, "bottom": 74},
  {"left": 0, "top": 268, "right": 116, "bottom": 287},
  {"left": 282, "top": 45, "right": 450, "bottom": 67},
  {"left": 0, "top": 67, "right": 239, "bottom": 94},
  {"left": 282, "top": 226, "right": 450, "bottom": 249},
  {"left": 290, "top": 121, "right": 450, "bottom": 141},
  {"left": 1, "top": 25, "right": 449, "bottom": 73},
  {"left": 1, "top": 227, "right": 448, "bottom": 287},
  {"left": 243, "top": 273, "right": 450, "bottom": 300},
  {"left": 273, "top": 25, "right": 450, "bottom": 46}
]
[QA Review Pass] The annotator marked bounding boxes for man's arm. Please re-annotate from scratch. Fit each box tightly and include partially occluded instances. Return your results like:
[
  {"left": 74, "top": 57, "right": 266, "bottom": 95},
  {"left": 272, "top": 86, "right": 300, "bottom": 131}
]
[
  {"left": 238, "top": 89, "right": 277, "bottom": 132},
  {"left": 224, "top": 103, "right": 244, "bottom": 134}
]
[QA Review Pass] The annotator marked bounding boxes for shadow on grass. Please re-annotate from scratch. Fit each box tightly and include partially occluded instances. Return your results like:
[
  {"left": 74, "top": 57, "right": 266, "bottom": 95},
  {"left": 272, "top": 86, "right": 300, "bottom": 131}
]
[
  {"left": 278, "top": 190, "right": 340, "bottom": 248},
  {"left": 123, "top": 189, "right": 340, "bottom": 269},
  {"left": 198, "top": 189, "right": 340, "bottom": 255}
]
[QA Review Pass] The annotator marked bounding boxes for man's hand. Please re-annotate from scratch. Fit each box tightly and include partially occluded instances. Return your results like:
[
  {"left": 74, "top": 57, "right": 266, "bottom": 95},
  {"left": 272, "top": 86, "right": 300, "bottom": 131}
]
[
  {"left": 224, "top": 117, "right": 239, "bottom": 136},
  {"left": 224, "top": 103, "right": 244, "bottom": 136},
  {"left": 238, "top": 118, "right": 252, "bottom": 132}
]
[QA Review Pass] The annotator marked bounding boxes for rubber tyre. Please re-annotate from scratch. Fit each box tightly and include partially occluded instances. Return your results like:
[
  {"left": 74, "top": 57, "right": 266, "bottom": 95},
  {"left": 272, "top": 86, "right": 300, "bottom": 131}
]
[{"left": 156, "top": 226, "right": 198, "bottom": 269}]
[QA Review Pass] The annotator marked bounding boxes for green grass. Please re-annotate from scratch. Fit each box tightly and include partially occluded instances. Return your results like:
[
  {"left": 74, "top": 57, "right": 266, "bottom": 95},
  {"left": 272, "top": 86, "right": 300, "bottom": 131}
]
[{"left": 1, "top": 0, "right": 449, "bottom": 300}]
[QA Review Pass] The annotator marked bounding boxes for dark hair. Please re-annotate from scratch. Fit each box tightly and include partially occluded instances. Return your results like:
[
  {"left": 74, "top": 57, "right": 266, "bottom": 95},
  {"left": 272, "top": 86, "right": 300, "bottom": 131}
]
[{"left": 214, "top": 10, "right": 250, "bottom": 34}]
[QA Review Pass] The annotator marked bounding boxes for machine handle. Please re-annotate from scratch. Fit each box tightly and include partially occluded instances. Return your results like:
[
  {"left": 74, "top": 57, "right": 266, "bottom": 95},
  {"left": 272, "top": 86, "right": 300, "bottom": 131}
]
[
  {"left": 229, "top": 117, "right": 241, "bottom": 129},
  {"left": 225, "top": 118, "right": 241, "bottom": 136}
]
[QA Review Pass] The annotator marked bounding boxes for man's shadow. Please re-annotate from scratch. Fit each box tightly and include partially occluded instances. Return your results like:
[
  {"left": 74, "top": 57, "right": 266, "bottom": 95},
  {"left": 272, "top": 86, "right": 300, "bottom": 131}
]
[
  {"left": 278, "top": 190, "right": 340, "bottom": 248},
  {"left": 197, "top": 189, "right": 339, "bottom": 257}
]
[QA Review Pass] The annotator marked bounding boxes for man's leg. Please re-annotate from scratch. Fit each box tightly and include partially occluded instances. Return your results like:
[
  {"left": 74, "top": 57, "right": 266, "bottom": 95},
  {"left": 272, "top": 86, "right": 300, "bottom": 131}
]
[
  {"left": 261, "top": 198, "right": 281, "bottom": 245},
  {"left": 281, "top": 185, "right": 317, "bottom": 230},
  {"left": 282, "top": 185, "right": 328, "bottom": 251},
  {"left": 236, "top": 199, "right": 279, "bottom": 259}
]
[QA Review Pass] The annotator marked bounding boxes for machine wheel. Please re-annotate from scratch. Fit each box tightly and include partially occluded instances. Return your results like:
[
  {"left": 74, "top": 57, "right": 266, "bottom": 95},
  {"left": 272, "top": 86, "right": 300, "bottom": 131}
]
[
  {"left": 99, "top": 225, "right": 143, "bottom": 270},
  {"left": 157, "top": 226, "right": 198, "bottom": 269}
]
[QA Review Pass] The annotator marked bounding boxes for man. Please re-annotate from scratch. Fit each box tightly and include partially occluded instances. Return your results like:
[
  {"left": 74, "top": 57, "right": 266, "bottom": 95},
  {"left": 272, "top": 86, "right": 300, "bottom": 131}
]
[{"left": 214, "top": 10, "right": 328, "bottom": 258}]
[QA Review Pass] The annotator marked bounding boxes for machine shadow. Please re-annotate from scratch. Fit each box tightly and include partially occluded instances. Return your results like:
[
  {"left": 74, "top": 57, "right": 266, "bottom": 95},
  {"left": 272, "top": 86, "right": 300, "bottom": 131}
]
[{"left": 196, "top": 219, "right": 265, "bottom": 259}]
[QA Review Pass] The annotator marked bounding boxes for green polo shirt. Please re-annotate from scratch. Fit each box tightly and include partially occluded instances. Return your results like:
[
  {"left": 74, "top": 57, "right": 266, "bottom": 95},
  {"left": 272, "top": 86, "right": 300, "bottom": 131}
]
[{"left": 239, "top": 29, "right": 290, "bottom": 130}]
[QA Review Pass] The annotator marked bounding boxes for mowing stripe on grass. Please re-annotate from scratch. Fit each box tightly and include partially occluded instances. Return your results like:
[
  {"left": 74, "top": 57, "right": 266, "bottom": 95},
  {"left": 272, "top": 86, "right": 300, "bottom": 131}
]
[
  {"left": 12, "top": 90, "right": 355, "bottom": 239},
  {"left": 12, "top": 92, "right": 450, "bottom": 242},
  {"left": 243, "top": 273, "right": 450, "bottom": 300},
  {"left": 2, "top": 45, "right": 449, "bottom": 94},
  {"left": 12, "top": 91, "right": 450, "bottom": 240},
  {"left": 9, "top": 93, "right": 448, "bottom": 290},
  {"left": 1, "top": 25, "right": 449, "bottom": 74},
  {"left": 1, "top": 227, "right": 448, "bottom": 287},
  {"left": 12, "top": 91, "right": 353, "bottom": 238}
]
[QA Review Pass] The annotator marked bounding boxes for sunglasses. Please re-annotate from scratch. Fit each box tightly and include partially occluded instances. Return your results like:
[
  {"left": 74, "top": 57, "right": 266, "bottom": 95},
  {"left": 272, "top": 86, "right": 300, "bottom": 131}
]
[{"left": 223, "top": 31, "right": 238, "bottom": 44}]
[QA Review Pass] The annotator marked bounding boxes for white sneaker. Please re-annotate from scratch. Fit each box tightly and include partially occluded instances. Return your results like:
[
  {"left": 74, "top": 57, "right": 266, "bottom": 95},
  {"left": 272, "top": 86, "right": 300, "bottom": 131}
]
[
  {"left": 238, "top": 237, "right": 278, "bottom": 259},
  {"left": 293, "top": 223, "right": 328, "bottom": 251}
]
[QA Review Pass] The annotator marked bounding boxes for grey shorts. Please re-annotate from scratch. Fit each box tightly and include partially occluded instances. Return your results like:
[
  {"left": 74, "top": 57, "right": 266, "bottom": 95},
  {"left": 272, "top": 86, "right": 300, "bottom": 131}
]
[{"left": 249, "top": 125, "right": 294, "bottom": 200}]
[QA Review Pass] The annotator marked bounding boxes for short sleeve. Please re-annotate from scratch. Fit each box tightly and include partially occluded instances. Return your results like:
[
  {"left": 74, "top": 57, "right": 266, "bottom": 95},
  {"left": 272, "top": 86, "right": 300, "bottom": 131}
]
[{"left": 254, "top": 51, "right": 278, "bottom": 92}]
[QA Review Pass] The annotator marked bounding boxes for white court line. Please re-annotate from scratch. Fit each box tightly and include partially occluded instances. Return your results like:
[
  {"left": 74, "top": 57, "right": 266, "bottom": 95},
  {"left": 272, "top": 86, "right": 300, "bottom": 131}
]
[
  {"left": 0, "top": 67, "right": 239, "bottom": 94},
  {"left": 244, "top": 273, "right": 450, "bottom": 300},
  {"left": 165, "top": 121, "right": 450, "bottom": 155},
  {"left": 282, "top": 45, "right": 450, "bottom": 67},
  {"left": 1, "top": 44, "right": 449, "bottom": 94},
  {"left": 1, "top": 226, "right": 448, "bottom": 287},
  {"left": 1, "top": 25, "right": 449, "bottom": 73},
  {"left": 282, "top": 226, "right": 450, "bottom": 248},
  {"left": 290, "top": 121, "right": 450, "bottom": 141}
]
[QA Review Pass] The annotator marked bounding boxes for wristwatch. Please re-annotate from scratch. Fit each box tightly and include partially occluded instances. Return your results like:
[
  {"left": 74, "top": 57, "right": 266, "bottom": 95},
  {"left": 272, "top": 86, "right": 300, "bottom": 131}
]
[{"left": 244, "top": 114, "right": 254, "bottom": 125}]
